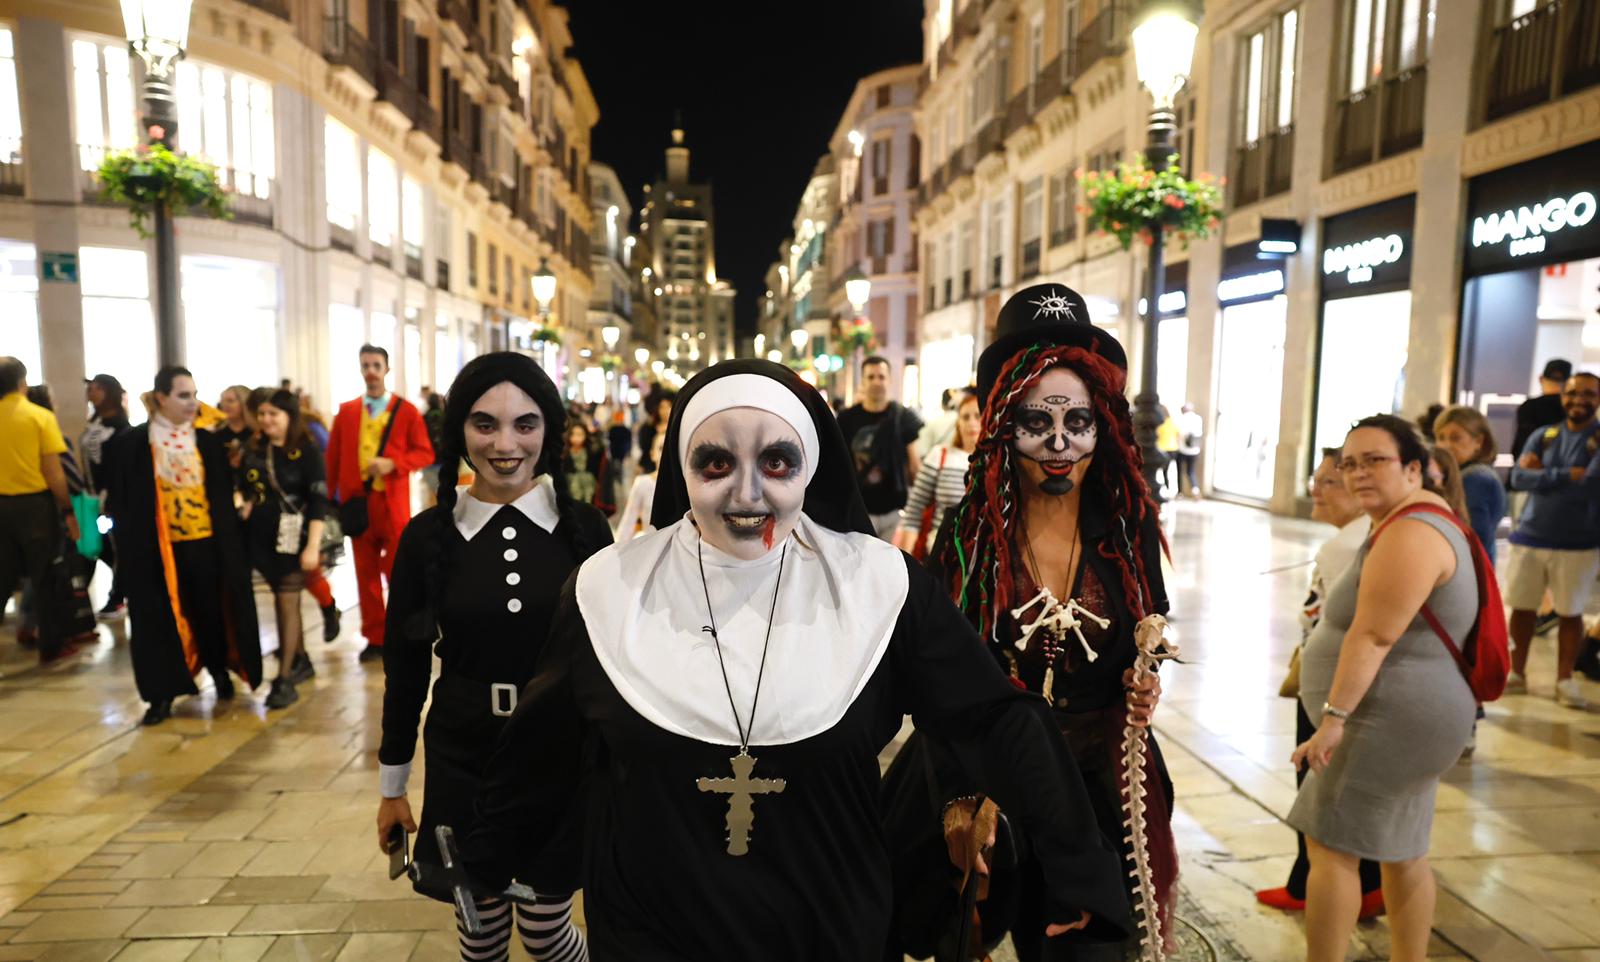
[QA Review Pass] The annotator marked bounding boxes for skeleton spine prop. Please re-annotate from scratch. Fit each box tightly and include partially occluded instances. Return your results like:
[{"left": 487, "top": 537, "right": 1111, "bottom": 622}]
[{"left": 942, "top": 343, "right": 1175, "bottom": 956}]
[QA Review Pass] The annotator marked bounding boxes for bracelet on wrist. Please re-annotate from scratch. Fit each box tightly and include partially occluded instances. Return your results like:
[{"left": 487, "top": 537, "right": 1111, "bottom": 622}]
[{"left": 1321, "top": 702, "right": 1351, "bottom": 720}]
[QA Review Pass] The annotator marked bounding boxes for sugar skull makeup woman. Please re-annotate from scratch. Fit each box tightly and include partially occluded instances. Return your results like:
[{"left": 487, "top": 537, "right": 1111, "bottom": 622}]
[
  {"left": 454, "top": 358, "right": 1129, "bottom": 961},
  {"left": 884, "top": 284, "right": 1178, "bottom": 962}
]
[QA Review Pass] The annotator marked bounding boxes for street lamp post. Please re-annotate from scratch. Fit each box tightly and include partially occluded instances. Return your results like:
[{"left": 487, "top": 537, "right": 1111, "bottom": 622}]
[
  {"left": 1130, "top": 0, "right": 1199, "bottom": 502},
  {"left": 789, "top": 328, "right": 809, "bottom": 362},
  {"left": 122, "top": 0, "right": 195, "bottom": 369},
  {"left": 842, "top": 268, "right": 872, "bottom": 402}
]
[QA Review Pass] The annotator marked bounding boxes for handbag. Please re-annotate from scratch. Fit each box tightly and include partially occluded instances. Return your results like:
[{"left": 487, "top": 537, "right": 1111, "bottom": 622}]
[
  {"left": 911, "top": 446, "right": 948, "bottom": 561},
  {"left": 48, "top": 535, "right": 96, "bottom": 638},
  {"left": 339, "top": 397, "right": 399, "bottom": 538},
  {"left": 1278, "top": 645, "right": 1302, "bottom": 699},
  {"left": 71, "top": 492, "right": 103, "bottom": 561},
  {"left": 263, "top": 450, "right": 306, "bottom": 556}
]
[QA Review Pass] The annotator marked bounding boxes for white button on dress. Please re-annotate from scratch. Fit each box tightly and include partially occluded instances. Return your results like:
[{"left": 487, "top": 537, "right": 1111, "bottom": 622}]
[
  {"left": 501, "top": 526, "right": 517, "bottom": 541},
  {"left": 507, "top": 598, "right": 523, "bottom": 613},
  {"left": 503, "top": 548, "right": 518, "bottom": 562},
  {"left": 506, "top": 572, "right": 522, "bottom": 586}
]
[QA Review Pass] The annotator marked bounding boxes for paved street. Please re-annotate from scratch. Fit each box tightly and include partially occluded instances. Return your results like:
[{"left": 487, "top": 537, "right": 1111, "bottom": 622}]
[{"left": 0, "top": 500, "right": 1596, "bottom": 961}]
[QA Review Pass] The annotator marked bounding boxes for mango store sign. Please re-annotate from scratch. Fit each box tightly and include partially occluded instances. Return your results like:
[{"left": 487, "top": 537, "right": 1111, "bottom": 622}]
[
  {"left": 1471, "top": 191, "right": 1597, "bottom": 259},
  {"left": 1322, "top": 234, "right": 1404, "bottom": 285}
]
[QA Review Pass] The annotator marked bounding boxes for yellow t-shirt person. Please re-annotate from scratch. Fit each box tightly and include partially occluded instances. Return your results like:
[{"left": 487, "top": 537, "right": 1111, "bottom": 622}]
[{"left": 0, "top": 392, "right": 68, "bottom": 496}]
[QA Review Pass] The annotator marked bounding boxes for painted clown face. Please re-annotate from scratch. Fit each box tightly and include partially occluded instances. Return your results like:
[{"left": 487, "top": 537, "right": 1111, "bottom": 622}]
[
  {"left": 1013, "top": 366, "right": 1097, "bottom": 496},
  {"left": 685, "top": 408, "right": 808, "bottom": 560}
]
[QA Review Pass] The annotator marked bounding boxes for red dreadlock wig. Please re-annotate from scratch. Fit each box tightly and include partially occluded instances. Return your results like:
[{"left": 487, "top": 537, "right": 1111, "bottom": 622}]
[{"left": 937, "top": 343, "right": 1160, "bottom": 643}]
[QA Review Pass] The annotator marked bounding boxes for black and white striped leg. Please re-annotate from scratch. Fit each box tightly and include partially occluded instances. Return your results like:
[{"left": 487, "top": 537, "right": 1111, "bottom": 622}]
[
  {"left": 457, "top": 897, "right": 513, "bottom": 962},
  {"left": 514, "top": 892, "right": 587, "bottom": 962}
]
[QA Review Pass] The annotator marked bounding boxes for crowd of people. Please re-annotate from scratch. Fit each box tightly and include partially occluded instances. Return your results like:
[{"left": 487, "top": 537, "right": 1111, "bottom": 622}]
[{"left": 2, "top": 289, "right": 1597, "bottom": 961}]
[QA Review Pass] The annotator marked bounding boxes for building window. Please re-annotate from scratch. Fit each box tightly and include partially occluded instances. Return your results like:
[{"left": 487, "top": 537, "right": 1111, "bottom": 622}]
[
  {"left": 986, "top": 200, "right": 1005, "bottom": 289},
  {"left": 1, "top": 28, "right": 22, "bottom": 164},
  {"left": 81, "top": 247, "right": 155, "bottom": 406},
  {"left": 1020, "top": 177, "right": 1043, "bottom": 279},
  {"left": 368, "top": 148, "right": 399, "bottom": 249},
  {"left": 72, "top": 39, "right": 138, "bottom": 170},
  {"left": 958, "top": 220, "right": 975, "bottom": 297},
  {"left": 1028, "top": 14, "right": 1044, "bottom": 98},
  {"left": 325, "top": 118, "right": 361, "bottom": 232},
  {"left": 1345, "top": 0, "right": 1433, "bottom": 94},
  {"left": 1240, "top": 10, "right": 1298, "bottom": 145},
  {"left": 1060, "top": 0, "right": 1081, "bottom": 77},
  {"left": 466, "top": 231, "right": 478, "bottom": 288},
  {"left": 402, "top": 177, "right": 425, "bottom": 257},
  {"left": 487, "top": 241, "right": 499, "bottom": 295},
  {"left": 175, "top": 62, "right": 274, "bottom": 198},
  {"left": 871, "top": 137, "right": 891, "bottom": 195},
  {"left": 1049, "top": 168, "right": 1077, "bottom": 247}
]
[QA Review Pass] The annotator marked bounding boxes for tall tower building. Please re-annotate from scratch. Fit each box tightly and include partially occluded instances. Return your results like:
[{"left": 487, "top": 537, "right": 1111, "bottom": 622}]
[{"left": 640, "top": 126, "right": 734, "bottom": 369}]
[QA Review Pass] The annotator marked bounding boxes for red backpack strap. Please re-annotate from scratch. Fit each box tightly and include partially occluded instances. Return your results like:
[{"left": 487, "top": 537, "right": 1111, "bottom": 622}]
[{"left": 1370, "top": 502, "right": 1483, "bottom": 682}]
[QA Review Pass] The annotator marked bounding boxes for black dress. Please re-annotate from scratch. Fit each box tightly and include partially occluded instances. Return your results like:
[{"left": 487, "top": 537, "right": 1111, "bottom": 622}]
[
  {"left": 380, "top": 496, "right": 613, "bottom": 888},
  {"left": 460, "top": 552, "right": 1132, "bottom": 962},
  {"left": 237, "top": 441, "right": 329, "bottom": 588}
]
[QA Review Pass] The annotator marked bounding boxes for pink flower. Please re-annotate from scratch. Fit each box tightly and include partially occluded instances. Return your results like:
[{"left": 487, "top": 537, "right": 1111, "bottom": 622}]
[{"left": 1164, "top": 195, "right": 1186, "bottom": 209}]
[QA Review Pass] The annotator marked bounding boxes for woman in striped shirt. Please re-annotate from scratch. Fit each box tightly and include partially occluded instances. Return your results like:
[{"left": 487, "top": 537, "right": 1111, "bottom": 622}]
[{"left": 895, "top": 390, "right": 980, "bottom": 558}]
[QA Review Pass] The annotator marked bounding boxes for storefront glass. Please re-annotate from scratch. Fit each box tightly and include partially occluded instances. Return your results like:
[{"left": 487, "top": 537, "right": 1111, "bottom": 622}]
[
  {"left": 328, "top": 303, "right": 365, "bottom": 403},
  {"left": 183, "top": 255, "right": 278, "bottom": 402},
  {"left": 0, "top": 241, "right": 40, "bottom": 378},
  {"left": 80, "top": 247, "right": 154, "bottom": 414},
  {"left": 1212, "top": 295, "right": 1287, "bottom": 500}
]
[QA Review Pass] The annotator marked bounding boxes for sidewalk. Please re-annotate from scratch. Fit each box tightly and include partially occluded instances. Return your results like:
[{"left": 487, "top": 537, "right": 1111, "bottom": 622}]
[{"left": 0, "top": 501, "right": 1595, "bottom": 960}]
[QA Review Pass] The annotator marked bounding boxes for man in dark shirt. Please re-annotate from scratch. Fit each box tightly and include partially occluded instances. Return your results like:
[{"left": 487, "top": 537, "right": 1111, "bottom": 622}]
[
  {"left": 836, "top": 355, "right": 922, "bottom": 540},
  {"left": 1511, "top": 358, "right": 1572, "bottom": 464}
]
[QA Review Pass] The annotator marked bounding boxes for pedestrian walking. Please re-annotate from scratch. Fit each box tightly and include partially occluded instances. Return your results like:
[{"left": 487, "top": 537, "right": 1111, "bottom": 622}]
[
  {"left": 612, "top": 431, "right": 663, "bottom": 541},
  {"left": 252, "top": 388, "right": 342, "bottom": 642},
  {"left": 836, "top": 355, "right": 922, "bottom": 540},
  {"left": 1432, "top": 406, "right": 1507, "bottom": 564},
  {"left": 606, "top": 409, "right": 631, "bottom": 511},
  {"left": 1176, "top": 402, "right": 1203, "bottom": 497},
  {"left": 1290, "top": 414, "right": 1483, "bottom": 962},
  {"left": 237, "top": 390, "right": 328, "bottom": 710},
  {"left": 419, "top": 391, "right": 447, "bottom": 508},
  {"left": 215, "top": 385, "right": 255, "bottom": 467},
  {"left": 1257, "top": 448, "right": 1383, "bottom": 919},
  {"left": 559, "top": 421, "right": 612, "bottom": 513},
  {"left": 105, "top": 366, "right": 262, "bottom": 725},
  {"left": 1504, "top": 372, "right": 1600, "bottom": 708},
  {"left": 893, "top": 389, "right": 978, "bottom": 559},
  {"left": 81, "top": 374, "right": 130, "bottom": 618},
  {"left": 1510, "top": 359, "right": 1572, "bottom": 468},
  {"left": 377, "top": 352, "right": 608, "bottom": 962},
  {"left": 636, "top": 392, "right": 672, "bottom": 474},
  {"left": 0, "top": 357, "right": 82, "bottom": 664},
  {"left": 326, "top": 345, "right": 434, "bottom": 663}
]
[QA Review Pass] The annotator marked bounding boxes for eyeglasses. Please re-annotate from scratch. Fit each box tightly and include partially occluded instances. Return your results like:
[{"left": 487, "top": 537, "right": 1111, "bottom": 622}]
[{"left": 1336, "top": 454, "right": 1397, "bottom": 474}]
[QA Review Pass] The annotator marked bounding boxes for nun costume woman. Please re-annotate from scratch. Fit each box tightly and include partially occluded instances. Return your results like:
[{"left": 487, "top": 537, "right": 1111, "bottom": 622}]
[{"left": 458, "top": 359, "right": 1128, "bottom": 961}]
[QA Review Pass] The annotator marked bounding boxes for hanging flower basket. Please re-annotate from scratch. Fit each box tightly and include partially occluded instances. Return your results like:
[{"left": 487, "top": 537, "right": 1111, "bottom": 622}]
[
  {"left": 841, "top": 317, "right": 876, "bottom": 353},
  {"left": 96, "top": 143, "right": 231, "bottom": 239},
  {"left": 599, "top": 353, "right": 621, "bottom": 374},
  {"left": 1077, "top": 154, "right": 1222, "bottom": 251},
  {"left": 531, "top": 325, "right": 562, "bottom": 346}
]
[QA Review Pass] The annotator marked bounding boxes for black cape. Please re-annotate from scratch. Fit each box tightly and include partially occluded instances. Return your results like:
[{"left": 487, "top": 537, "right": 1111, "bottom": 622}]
[{"left": 105, "top": 424, "right": 262, "bottom": 700}]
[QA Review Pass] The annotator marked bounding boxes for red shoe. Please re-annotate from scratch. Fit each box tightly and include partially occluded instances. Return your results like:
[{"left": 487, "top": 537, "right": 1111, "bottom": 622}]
[
  {"left": 1255, "top": 887, "right": 1306, "bottom": 912},
  {"left": 1358, "top": 889, "right": 1386, "bottom": 919}
]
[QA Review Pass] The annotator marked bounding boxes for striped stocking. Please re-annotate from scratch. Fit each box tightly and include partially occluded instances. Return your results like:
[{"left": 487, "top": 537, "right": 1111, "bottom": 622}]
[
  {"left": 457, "top": 898, "right": 513, "bottom": 962},
  {"left": 515, "top": 893, "right": 587, "bottom": 962}
]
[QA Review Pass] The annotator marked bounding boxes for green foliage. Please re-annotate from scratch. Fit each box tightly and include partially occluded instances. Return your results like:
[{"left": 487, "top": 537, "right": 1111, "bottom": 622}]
[
  {"left": 532, "top": 325, "right": 563, "bottom": 346},
  {"left": 841, "top": 318, "right": 876, "bottom": 353},
  {"left": 1077, "top": 154, "right": 1223, "bottom": 251},
  {"left": 96, "top": 144, "right": 231, "bottom": 239}
]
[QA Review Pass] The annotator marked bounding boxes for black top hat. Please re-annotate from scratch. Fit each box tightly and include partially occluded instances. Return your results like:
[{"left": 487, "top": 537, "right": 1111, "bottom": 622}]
[{"left": 975, "top": 283, "right": 1127, "bottom": 404}]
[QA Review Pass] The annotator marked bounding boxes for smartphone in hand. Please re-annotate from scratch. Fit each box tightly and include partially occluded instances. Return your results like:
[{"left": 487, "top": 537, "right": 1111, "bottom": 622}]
[{"left": 386, "top": 823, "right": 410, "bottom": 881}]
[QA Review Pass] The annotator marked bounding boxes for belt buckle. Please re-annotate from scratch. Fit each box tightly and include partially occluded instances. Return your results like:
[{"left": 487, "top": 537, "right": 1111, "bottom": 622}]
[{"left": 490, "top": 683, "right": 518, "bottom": 717}]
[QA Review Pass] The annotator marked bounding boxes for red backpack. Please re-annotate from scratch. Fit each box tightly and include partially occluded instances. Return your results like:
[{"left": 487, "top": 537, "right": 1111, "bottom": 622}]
[{"left": 1371, "top": 503, "right": 1511, "bottom": 702}]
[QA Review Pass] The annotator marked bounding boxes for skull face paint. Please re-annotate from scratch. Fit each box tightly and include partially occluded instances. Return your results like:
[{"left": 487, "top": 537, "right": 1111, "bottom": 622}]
[
  {"left": 684, "top": 408, "right": 808, "bottom": 560},
  {"left": 1013, "top": 367, "right": 1097, "bottom": 496}
]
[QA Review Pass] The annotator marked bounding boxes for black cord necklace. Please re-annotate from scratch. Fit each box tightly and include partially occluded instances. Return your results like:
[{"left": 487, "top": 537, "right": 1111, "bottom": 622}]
[{"left": 692, "top": 538, "right": 790, "bottom": 856}]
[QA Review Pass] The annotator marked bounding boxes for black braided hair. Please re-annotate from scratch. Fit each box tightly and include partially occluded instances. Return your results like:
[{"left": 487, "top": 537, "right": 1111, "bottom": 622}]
[{"left": 410, "top": 352, "right": 602, "bottom": 642}]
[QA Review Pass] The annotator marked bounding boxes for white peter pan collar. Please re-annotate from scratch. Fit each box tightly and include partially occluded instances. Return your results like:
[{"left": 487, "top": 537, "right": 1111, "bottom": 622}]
[{"left": 452, "top": 476, "right": 560, "bottom": 539}]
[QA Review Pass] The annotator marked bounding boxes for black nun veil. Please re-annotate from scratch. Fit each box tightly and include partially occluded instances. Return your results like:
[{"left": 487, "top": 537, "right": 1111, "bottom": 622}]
[{"left": 649, "top": 359, "right": 873, "bottom": 536}]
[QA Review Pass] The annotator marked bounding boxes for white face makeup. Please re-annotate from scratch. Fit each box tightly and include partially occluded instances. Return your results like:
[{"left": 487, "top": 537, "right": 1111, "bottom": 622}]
[
  {"left": 1012, "top": 367, "right": 1097, "bottom": 496},
  {"left": 464, "top": 381, "right": 545, "bottom": 504},
  {"left": 157, "top": 375, "right": 200, "bottom": 425},
  {"left": 684, "top": 408, "right": 808, "bottom": 560}
]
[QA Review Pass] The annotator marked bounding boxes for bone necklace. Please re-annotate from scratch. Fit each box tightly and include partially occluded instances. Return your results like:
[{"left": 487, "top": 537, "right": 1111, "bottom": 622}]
[{"left": 1013, "top": 520, "right": 1107, "bottom": 704}]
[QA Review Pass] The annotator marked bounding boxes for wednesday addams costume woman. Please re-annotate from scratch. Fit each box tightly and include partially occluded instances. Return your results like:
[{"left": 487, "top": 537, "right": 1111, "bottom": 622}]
[
  {"left": 378, "top": 353, "right": 611, "bottom": 962},
  {"left": 458, "top": 359, "right": 1129, "bottom": 962}
]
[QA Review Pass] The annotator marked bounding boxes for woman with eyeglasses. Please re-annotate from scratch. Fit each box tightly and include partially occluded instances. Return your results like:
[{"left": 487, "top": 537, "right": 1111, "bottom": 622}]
[{"left": 1288, "top": 414, "right": 1482, "bottom": 962}]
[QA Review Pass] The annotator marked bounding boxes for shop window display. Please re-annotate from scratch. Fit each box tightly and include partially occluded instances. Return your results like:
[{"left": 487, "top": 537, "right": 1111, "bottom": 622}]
[
  {"left": 80, "top": 247, "right": 155, "bottom": 416},
  {"left": 182, "top": 255, "right": 279, "bottom": 401},
  {"left": 1313, "top": 290, "right": 1411, "bottom": 456},
  {"left": 0, "top": 241, "right": 40, "bottom": 377},
  {"left": 1212, "top": 295, "right": 1287, "bottom": 500}
]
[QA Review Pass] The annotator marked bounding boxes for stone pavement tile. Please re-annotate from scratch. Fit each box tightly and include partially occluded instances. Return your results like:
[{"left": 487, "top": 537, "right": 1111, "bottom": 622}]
[
  {"left": 1435, "top": 855, "right": 1600, "bottom": 949},
  {"left": 256, "top": 935, "right": 346, "bottom": 962},
  {"left": 109, "top": 940, "right": 200, "bottom": 961},
  {"left": 234, "top": 844, "right": 325, "bottom": 879},
  {"left": 17, "top": 896, "right": 116, "bottom": 912},
  {"left": 114, "top": 834, "right": 189, "bottom": 846},
  {"left": 57, "top": 870, "right": 115, "bottom": 882},
  {"left": 77, "top": 856, "right": 133, "bottom": 868},
  {"left": 329, "top": 934, "right": 418, "bottom": 962},
  {"left": 209, "top": 878, "right": 326, "bottom": 907},
  {"left": 172, "top": 843, "right": 267, "bottom": 880},
  {"left": 43, "top": 881, "right": 130, "bottom": 897},
  {"left": 0, "top": 815, "right": 142, "bottom": 853},
  {"left": 29, "top": 942, "right": 127, "bottom": 962},
  {"left": 1551, "top": 952, "right": 1600, "bottom": 960},
  {"left": 94, "top": 847, "right": 141, "bottom": 857},
  {"left": 339, "top": 901, "right": 450, "bottom": 933},
  {"left": 231, "top": 904, "right": 352, "bottom": 937},
  {"left": 310, "top": 875, "right": 409, "bottom": 904},
  {"left": 0, "top": 945, "right": 46, "bottom": 961},
  {"left": 123, "top": 908, "right": 250, "bottom": 940},
  {"left": 184, "top": 814, "right": 268, "bottom": 845},
  {"left": 0, "top": 848, "right": 99, "bottom": 887},
  {"left": 10, "top": 910, "right": 147, "bottom": 943},
  {"left": 112, "top": 846, "right": 209, "bottom": 881},
  {"left": 304, "top": 841, "right": 373, "bottom": 879},
  {"left": 108, "top": 880, "right": 227, "bottom": 909},
  {"left": 404, "top": 931, "right": 453, "bottom": 962},
  {"left": 180, "top": 938, "right": 273, "bottom": 962},
  {"left": 0, "top": 911, "right": 42, "bottom": 930}
]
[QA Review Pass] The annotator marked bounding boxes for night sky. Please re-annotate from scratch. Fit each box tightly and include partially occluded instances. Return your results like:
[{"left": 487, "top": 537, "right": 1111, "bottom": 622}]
[{"left": 565, "top": 0, "right": 924, "bottom": 335}]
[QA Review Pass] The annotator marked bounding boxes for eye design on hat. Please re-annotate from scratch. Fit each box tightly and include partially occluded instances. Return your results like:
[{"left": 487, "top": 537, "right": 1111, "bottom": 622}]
[{"left": 1029, "top": 288, "right": 1076, "bottom": 321}]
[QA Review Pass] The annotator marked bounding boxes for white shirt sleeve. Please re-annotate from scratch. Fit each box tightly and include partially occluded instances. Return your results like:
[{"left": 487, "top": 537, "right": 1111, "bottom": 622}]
[{"left": 379, "top": 761, "right": 412, "bottom": 798}]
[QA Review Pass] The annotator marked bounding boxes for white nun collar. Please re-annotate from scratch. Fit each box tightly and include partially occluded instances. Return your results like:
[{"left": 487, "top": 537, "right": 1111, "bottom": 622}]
[
  {"left": 575, "top": 512, "right": 909, "bottom": 747},
  {"left": 452, "top": 476, "right": 559, "bottom": 539}
]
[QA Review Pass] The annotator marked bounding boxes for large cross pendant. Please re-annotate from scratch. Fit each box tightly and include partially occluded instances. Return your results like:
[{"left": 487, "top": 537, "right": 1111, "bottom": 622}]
[{"left": 696, "top": 748, "right": 786, "bottom": 856}]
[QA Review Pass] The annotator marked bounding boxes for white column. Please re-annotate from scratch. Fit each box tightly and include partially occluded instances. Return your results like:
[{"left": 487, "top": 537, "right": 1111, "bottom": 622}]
[
  {"left": 273, "top": 85, "right": 331, "bottom": 407},
  {"left": 1400, "top": 3, "right": 1480, "bottom": 414},
  {"left": 18, "top": 18, "right": 87, "bottom": 440}
]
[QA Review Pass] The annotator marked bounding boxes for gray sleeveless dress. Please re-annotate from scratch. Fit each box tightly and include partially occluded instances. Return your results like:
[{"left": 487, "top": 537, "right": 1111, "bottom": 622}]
[{"left": 1287, "top": 511, "right": 1477, "bottom": 862}]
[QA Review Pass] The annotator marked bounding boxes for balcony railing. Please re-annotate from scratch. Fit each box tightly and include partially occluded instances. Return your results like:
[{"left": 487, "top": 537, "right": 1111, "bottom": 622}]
[
  {"left": 1003, "top": 89, "right": 1032, "bottom": 138},
  {"left": 1076, "top": 3, "right": 1130, "bottom": 76},
  {"left": 490, "top": 59, "right": 521, "bottom": 110},
  {"left": 323, "top": 17, "right": 376, "bottom": 88},
  {"left": 436, "top": 258, "right": 450, "bottom": 291},
  {"left": 329, "top": 222, "right": 356, "bottom": 253},
  {"left": 404, "top": 243, "right": 423, "bottom": 280},
  {"left": 438, "top": 0, "right": 476, "bottom": 45},
  {"left": 1331, "top": 66, "right": 1425, "bottom": 175},
  {"left": 1482, "top": 0, "right": 1600, "bottom": 123},
  {"left": 239, "top": 0, "right": 290, "bottom": 20},
  {"left": 1020, "top": 239, "right": 1041, "bottom": 280},
  {"left": 376, "top": 60, "right": 417, "bottom": 119},
  {"left": 216, "top": 170, "right": 273, "bottom": 226},
  {"left": 1230, "top": 124, "right": 1294, "bottom": 207},
  {"left": 412, "top": 98, "right": 442, "bottom": 146},
  {"left": 975, "top": 117, "right": 1004, "bottom": 157}
]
